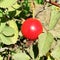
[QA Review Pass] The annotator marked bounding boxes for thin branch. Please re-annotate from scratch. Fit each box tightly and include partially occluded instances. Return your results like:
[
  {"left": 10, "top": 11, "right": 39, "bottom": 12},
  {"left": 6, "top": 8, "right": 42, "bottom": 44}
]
[
  {"left": 45, "top": 0, "right": 60, "bottom": 8},
  {"left": 35, "top": 8, "right": 45, "bottom": 18}
]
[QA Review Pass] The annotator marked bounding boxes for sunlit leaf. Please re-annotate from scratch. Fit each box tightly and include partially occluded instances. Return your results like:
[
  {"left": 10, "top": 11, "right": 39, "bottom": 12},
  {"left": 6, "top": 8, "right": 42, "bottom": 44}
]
[
  {"left": 0, "top": 20, "right": 18, "bottom": 45},
  {"left": 0, "top": 55, "right": 3, "bottom": 60},
  {"left": 0, "top": 23, "right": 5, "bottom": 33},
  {"left": 15, "top": 10, "right": 21, "bottom": 16},
  {"left": 7, "top": 20, "right": 18, "bottom": 44},
  {"left": 49, "top": 6, "right": 60, "bottom": 30},
  {"left": 0, "top": 0, "right": 17, "bottom": 8},
  {"left": 29, "top": 45, "right": 34, "bottom": 59},
  {"left": 8, "top": 2, "right": 20, "bottom": 11},
  {"left": 0, "top": 34, "right": 12, "bottom": 44},
  {"left": 12, "top": 52, "right": 30, "bottom": 60},
  {"left": 2, "top": 26, "right": 15, "bottom": 36},
  {"left": 47, "top": 56, "right": 52, "bottom": 60},
  {"left": 51, "top": 43, "right": 60, "bottom": 60},
  {"left": 38, "top": 32, "right": 54, "bottom": 57}
]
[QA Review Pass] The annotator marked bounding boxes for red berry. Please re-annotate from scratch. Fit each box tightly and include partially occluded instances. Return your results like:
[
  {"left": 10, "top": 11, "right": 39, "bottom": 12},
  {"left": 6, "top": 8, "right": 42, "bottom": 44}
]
[{"left": 21, "top": 18, "right": 43, "bottom": 41}]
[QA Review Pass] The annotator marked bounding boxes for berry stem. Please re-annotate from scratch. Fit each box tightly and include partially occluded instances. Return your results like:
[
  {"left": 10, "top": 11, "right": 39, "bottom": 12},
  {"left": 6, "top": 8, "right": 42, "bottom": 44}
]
[
  {"left": 31, "top": 0, "right": 35, "bottom": 18},
  {"left": 26, "top": 40, "right": 33, "bottom": 47}
]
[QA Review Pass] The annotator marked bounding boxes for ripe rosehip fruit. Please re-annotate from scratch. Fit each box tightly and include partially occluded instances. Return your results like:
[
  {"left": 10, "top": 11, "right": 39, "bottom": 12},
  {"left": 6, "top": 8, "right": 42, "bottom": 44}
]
[{"left": 21, "top": 18, "right": 43, "bottom": 41}]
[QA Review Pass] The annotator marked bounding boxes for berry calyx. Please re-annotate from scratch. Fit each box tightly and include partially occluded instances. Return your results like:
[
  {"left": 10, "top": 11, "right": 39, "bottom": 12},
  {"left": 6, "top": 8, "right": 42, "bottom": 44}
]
[{"left": 21, "top": 18, "right": 43, "bottom": 41}]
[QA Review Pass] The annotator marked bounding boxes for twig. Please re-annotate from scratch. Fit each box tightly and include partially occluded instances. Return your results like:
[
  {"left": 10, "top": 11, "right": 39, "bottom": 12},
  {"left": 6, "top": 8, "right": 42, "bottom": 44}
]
[
  {"left": 45, "top": 0, "right": 60, "bottom": 8},
  {"left": 35, "top": 8, "right": 45, "bottom": 18}
]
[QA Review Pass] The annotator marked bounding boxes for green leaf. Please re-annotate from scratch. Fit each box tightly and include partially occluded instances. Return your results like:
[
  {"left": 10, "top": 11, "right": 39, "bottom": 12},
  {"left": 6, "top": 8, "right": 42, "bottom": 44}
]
[
  {"left": 49, "top": 6, "right": 60, "bottom": 30},
  {"left": 35, "top": 0, "right": 44, "bottom": 4},
  {"left": 12, "top": 52, "right": 30, "bottom": 60},
  {"left": 0, "top": 0, "right": 17, "bottom": 8},
  {"left": 0, "top": 55, "right": 3, "bottom": 60},
  {"left": 38, "top": 32, "right": 54, "bottom": 57},
  {"left": 8, "top": 11, "right": 16, "bottom": 18},
  {"left": 2, "top": 26, "right": 15, "bottom": 36},
  {"left": 51, "top": 44, "right": 60, "bottom": 60},
  {"left": 0, "top": 34, "right": 12, "bottom": 44},
  {"left": 29, "top": 45, "right": 34, "bottom": 59},
  {"left": 8, "top": 2, "right": 20, "bottom": 11},
  {"left": 0, "top": 20, "right": 18, "bottom": 45},
  {"left": 7, "top": 20, "right": 18, "bottom": 44},
  {"left": 32, "top": 43, "right": 39, "bottom": 59},
  {"left": 15, "top": 10, "right": 21, "bottom": 16},
  {"left": 47, "top": 56, "right": 52, "bottom": 60},
  {"left": 0, "top": 23, "right": 5, "bottom": 33}
]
